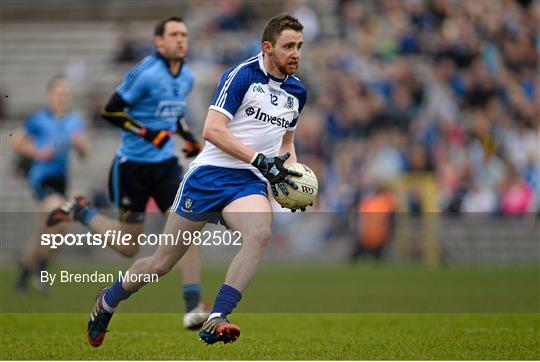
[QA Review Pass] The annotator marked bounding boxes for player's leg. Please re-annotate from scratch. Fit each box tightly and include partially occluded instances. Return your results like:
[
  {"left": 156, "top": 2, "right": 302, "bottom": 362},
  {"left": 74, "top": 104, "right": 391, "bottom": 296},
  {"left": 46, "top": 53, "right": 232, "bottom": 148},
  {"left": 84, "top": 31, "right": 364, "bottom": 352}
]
[
  {"left": 200, "top": 194, "right": 272, "bottom": 344},
  {"left": 221, "top": 195, "right": 272, "bottom": 291},
  {"left": 175, "top": 245, "right": 212, "bottom": 329},
  {"left": 151, "top": 158, "right": 210, "bottom": 329},
  {"left": 176, "top": 244, "right": 201, "bottom": 307},
  {"left": 87, "top": 211, "right": 206, "bottom": 347},
  {"left": 16, "top": 180, "right": 69, "bottom": 292},
  {"left": 84, "top": 216, "right": 144, "bottom": 257},
  {"left": 47, "top": 157, "right": 149, "bottom": 257}
]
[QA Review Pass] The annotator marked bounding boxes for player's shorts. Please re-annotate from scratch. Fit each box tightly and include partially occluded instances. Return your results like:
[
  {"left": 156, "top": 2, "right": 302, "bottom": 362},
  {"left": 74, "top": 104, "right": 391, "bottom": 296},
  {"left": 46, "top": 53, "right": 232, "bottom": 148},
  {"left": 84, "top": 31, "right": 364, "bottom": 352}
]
[
  {"left": 31, "top": 175, "right": 67, "bottom": 201},
  {"left": 109, "top": 156, "right": 183, "bottom": 223},
  {"left": 171, "top": 165, "right": 268, "bottom": 224}
]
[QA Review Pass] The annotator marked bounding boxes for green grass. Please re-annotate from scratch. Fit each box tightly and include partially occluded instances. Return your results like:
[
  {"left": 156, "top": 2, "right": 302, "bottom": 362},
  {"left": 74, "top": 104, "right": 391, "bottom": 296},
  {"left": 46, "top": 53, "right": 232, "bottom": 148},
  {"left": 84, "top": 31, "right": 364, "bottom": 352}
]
[
  {"left": 1, "top": 263, "right": 539, "bottom": 359},
  {"left": 1, "top": 313, "right": 538, "bottom": 360},
  {"left": 2, "top": 263, "right": 539, "bottom": 313}
]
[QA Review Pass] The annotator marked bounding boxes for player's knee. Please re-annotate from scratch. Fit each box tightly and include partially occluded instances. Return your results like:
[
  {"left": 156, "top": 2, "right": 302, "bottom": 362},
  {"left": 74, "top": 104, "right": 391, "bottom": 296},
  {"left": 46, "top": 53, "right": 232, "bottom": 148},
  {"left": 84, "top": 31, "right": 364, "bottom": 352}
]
[
  {"left": 257, "top": 226, "right": 272, "bottom": 242},
  {"left": 245, "top": 227, "right": 271, "bottom": 248}
]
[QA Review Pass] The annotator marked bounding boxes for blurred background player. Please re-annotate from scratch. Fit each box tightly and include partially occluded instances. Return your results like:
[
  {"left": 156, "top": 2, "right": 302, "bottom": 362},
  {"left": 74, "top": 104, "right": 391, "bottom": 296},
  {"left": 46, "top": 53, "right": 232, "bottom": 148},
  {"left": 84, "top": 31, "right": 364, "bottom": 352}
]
[
  {"left": 84, "top": 14, "right": 307, "bottom": 347},
  {"left": 11, "top": 76, "right": 89, "bottom": 293},
  {"left": 46, "top": 16, "right": 210, "bottom": 329}
]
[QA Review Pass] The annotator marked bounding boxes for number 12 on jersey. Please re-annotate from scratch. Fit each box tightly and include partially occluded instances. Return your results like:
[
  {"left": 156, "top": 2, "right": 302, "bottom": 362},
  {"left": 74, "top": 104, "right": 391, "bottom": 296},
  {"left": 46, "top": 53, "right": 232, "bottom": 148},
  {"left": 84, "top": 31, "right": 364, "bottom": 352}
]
[{"left": 269, "top": 94, "right": 278, "bottom": 106}]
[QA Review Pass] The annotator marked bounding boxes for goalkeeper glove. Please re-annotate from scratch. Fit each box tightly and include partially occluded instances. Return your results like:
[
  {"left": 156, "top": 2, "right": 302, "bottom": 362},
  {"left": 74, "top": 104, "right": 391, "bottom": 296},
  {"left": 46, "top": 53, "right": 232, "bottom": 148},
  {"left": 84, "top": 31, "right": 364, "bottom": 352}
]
[
  {"left": 251, "top": 152, "right": 302, "bottom": 197},
  {"left": 182, "top": 140, "right": 202, "bottom": 157},
  {"left": 139, "top": 128, "right": 173, "bottom": 148},
  {"left": 176, "top": 118, "right": 202, "bottom": 157}
]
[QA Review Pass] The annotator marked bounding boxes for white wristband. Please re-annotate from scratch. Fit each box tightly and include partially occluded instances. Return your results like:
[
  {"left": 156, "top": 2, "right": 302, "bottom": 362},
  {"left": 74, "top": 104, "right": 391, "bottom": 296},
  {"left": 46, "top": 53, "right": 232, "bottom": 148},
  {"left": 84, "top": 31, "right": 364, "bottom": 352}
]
[{"left": 249, "top": 152, "right": 259, "bottom": 164}]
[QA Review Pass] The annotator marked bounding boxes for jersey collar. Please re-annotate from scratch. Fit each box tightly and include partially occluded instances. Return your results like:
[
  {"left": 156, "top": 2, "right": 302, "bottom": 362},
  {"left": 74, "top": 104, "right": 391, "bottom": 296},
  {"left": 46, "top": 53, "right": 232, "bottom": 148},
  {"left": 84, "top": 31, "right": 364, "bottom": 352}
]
[
  {"left": 258, "top": 52, "right": 288, "bottom": 83},
  {"left": 155, "top": 51, "right": 184, "bottom": 78},
  {"left": 46, "top": 108, "right": 68, "bottom": 121}
]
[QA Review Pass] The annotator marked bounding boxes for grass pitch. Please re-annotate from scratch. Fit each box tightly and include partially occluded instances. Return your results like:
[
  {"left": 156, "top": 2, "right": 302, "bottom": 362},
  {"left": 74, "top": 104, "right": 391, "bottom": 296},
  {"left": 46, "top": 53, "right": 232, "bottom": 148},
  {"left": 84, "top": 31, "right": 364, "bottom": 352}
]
[{"left": 1, "top": 264, "right": 539, "bottom": 359}]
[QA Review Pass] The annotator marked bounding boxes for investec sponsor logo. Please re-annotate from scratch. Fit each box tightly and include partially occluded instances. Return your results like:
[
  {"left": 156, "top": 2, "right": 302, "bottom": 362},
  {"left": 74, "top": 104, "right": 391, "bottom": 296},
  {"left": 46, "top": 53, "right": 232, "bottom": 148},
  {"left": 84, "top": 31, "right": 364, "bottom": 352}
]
[
  {"left": 155, "top": 101, "right": 186, "bottom": 119},
  {"left": 245, "top": 107, "right": 291, "bottom": 128}
]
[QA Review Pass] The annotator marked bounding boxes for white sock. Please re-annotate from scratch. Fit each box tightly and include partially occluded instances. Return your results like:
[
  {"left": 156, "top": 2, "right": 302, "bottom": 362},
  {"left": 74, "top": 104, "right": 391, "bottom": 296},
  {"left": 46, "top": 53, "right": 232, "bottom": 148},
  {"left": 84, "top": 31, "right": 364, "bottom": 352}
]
[
  {"left": 208, "top": 312, "right": 222, "bottom": 321},
  {"left": 101, "top": 295, "right": 116, "bottom": 313}
]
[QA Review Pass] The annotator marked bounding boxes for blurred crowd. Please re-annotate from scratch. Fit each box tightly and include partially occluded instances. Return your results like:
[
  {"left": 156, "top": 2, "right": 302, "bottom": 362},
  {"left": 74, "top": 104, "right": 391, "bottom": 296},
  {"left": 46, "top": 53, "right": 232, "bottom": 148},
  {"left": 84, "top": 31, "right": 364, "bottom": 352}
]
[
  {"left": 307, "top": 0, "right": 538, "bottom": 217},
  {"left": 109, "top": 0, "right": 539, "bottom": 217}
]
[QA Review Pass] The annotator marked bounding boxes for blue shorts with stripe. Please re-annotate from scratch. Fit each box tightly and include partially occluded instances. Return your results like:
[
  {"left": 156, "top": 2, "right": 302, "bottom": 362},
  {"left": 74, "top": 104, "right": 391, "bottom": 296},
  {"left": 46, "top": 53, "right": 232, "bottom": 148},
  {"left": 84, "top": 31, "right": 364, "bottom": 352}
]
[{"left": 171, "top": 165, "right": 268, "bottom": 223}]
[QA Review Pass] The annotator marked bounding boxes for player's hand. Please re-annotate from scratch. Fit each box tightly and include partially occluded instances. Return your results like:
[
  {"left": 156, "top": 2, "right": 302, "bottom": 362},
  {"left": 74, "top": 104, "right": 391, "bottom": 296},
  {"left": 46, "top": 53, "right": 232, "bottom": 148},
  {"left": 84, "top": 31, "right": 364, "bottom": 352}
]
[
  {"left": 182, "top": 140, "right": 202, "bottom": 158},
  {"left": 140, "top": 128, "right": 172, "bottom": 148},
  {"left": 176, "top": 118, "right": 202, "bottom": 157},
  {"left": 252, "top": 152, "right": 302, "bottom": 197},
  {"left": 35, "top": 147, "right": 55, "bottom": 161}
]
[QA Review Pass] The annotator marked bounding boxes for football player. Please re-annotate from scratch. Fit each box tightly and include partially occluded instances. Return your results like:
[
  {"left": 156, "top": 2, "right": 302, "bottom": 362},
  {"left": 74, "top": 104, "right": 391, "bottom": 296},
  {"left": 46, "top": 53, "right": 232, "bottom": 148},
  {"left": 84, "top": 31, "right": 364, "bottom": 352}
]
[
  {"left": 86, "top": 14, "right": 308, "bottom": 346},
  {"left": 47, "top": 17, "right": 210, "bottom": 330},
  {"left": 12, "top": 76, "right": 88, "bottom": 293}
]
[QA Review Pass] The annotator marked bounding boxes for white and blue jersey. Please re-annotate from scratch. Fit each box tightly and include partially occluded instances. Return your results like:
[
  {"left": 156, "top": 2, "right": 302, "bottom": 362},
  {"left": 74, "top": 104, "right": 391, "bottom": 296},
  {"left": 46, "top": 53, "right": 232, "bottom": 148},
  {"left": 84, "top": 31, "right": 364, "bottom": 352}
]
[
  {"left": 172, "top": 52, "right": 307, "bottom": 221},
  {"left": 192, "top": 52, "right": 306, "bottom": 170},
  {"left": 116, "top": 53, "right": 195, "bottom": 163},
  {"left": 24, "top": 109, "right": 84, "bottom": 193}
]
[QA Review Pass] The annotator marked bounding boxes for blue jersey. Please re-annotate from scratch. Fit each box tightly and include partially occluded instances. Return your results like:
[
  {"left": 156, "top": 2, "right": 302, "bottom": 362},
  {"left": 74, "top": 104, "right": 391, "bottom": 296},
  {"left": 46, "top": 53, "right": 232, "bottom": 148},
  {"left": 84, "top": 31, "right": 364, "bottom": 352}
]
[
  {"left": 115, "top": 53, "right": 195, "bottom": 163},
  {"left": 24, "top": 109, "right": 84, "bottom": 185}
]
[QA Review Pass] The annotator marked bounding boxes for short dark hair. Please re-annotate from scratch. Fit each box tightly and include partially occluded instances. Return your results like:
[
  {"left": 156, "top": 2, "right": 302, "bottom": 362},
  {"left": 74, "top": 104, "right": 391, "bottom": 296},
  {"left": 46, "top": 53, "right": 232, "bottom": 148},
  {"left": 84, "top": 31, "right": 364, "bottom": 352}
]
[
  {"left": 154, "top": 16, "right": 184, "bottom": 36},
  {"left": 46, "top": 75, "right": 66, "bottom": 91},
  {"left": 262, "top": 14, "right": 303, "bottom": 46}
]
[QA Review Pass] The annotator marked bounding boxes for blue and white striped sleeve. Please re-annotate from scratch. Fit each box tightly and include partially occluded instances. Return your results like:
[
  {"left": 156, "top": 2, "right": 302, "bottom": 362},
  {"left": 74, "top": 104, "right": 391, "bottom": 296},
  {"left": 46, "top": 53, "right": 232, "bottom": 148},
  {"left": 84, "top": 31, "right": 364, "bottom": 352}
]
[{"left": 209, "top": 66, "right": 253, "bottom": 120}]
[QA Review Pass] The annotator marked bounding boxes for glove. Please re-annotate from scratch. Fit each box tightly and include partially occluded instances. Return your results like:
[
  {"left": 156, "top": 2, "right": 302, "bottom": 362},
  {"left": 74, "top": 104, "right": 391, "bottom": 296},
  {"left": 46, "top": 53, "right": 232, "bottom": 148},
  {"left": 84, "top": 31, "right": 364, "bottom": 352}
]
[
  {"left": 252, "top": 152, "right": 302, "bottom": 197},
  {"left": 139, "top": 128, "right": 172, "bottom": 148},
  {"left": 182, "top": 140, "right": 202, "bottom": 157},
  {"left": 176, "top": 117, "right": 202, "bottom": 157}
]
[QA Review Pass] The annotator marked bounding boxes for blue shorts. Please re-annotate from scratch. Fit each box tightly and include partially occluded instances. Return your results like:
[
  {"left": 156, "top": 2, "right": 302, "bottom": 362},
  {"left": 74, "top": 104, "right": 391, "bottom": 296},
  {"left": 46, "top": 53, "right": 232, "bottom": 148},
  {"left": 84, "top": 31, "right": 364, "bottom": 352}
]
[{"left": 171, "top": 165, "right": 268, "bottom": 223}]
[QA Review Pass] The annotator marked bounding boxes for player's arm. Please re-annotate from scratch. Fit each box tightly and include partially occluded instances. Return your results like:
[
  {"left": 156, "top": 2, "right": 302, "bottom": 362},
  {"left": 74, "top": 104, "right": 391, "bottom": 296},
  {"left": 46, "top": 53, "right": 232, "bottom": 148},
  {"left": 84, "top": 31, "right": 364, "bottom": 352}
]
[
  {"left": 101, "top": 93, "right": 171, "bottom": 148},
  {"left": 278, "top": 131, "right": 297, "bottom": 165},
  {"left": 72, "top": 133, "right": 89, "bottom": 159},
  {"left": 202, "top": 109, "right": 255, "bottom": 163},
  {"left": 10, "top": 127, "right": 54, "bottom": 161}
]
